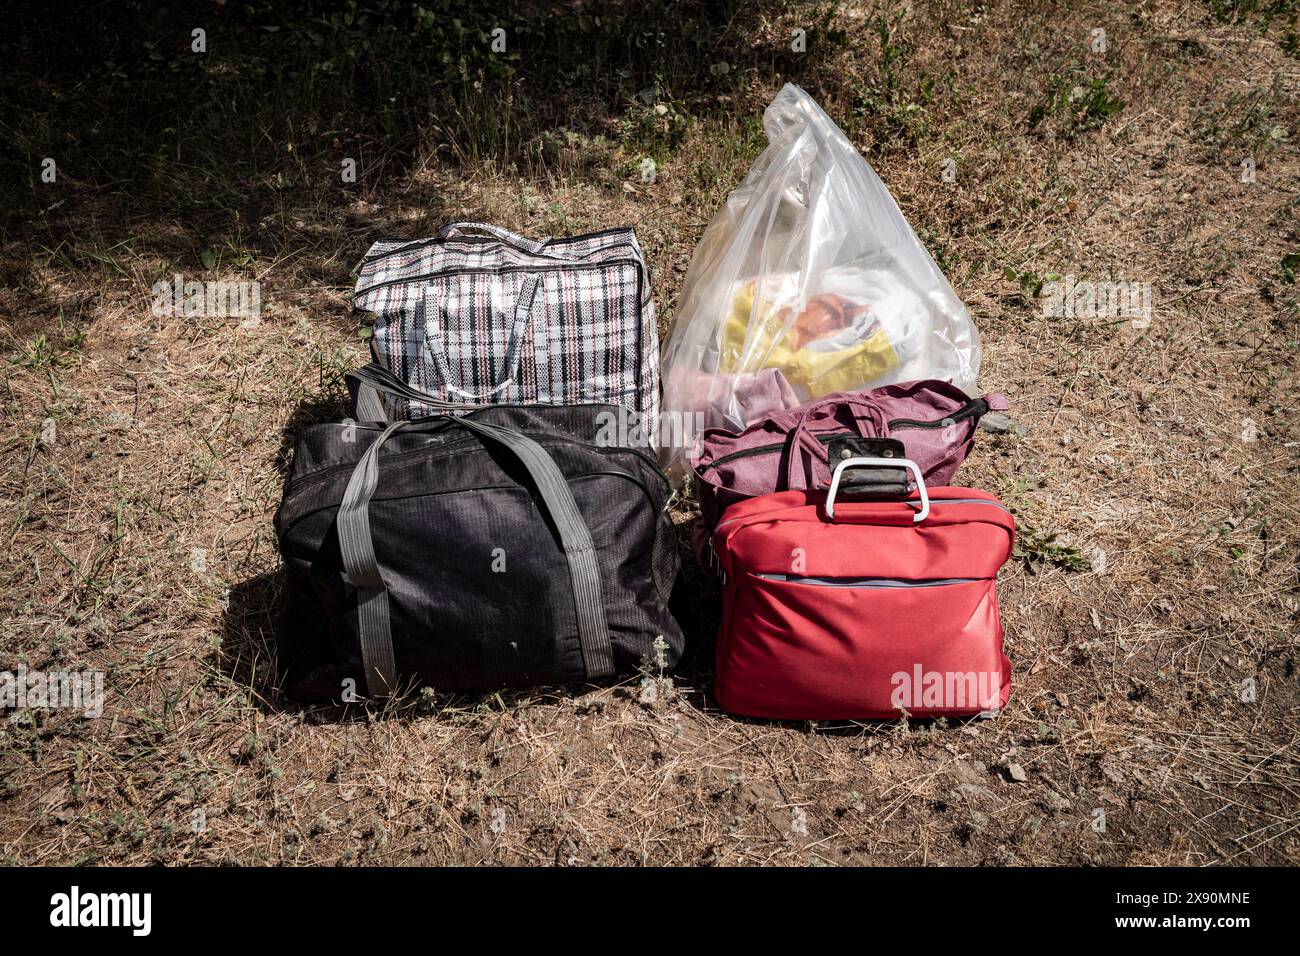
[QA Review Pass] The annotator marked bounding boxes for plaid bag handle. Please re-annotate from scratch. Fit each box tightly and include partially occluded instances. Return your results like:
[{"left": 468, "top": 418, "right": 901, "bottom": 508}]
[
  {"left": 436, "top": 221, "right": 573, "bottom": 259},
  {"left": 422, "top": 272, "right": 543, "bottom": 401}
]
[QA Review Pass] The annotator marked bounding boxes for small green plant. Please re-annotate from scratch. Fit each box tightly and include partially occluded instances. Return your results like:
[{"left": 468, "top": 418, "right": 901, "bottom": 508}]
[
  {"left": 818, "top": 3, "right": 850, "bottom": 48},
  {"left": 1015, "top": 526, "right": 1089, "bottom": 574},
  {"left": 638, "top": 635, "right": 675, "bottom": 705},
  {"left": 10, "top": 332, "right": 82, "bottom": 371},
  {"left": 683, "top": 115, "right": 766, "bottom": 199},
  {"left": 1004, "top": 266, "right": 1058, "bottom": 299},
  {"left": 200, "top": 246, "right": 256, "bottom": 271},
  {"left": 849, "top": 13, "right": 934, "bottom": 147},
  {"left": 917, "top": 225, "right": 960, "bottom": 277},
  {"left": 617, "top": 98, "right": 692, "bottom": 169},
  {"left": 1207, "top": 0, "right": 1299, "bottom": 31},
  {"left": 1280, "top": 251, "right": 1300, "bottom": 284},
  {"left": 1029, "top": 74, "right": 1124, "bottom": 133}
]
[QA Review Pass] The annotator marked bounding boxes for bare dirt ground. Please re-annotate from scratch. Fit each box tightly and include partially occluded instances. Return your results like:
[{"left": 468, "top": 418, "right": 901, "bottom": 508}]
[{"left": 2, "top": 0, "right": 1297, "bottom": 864}]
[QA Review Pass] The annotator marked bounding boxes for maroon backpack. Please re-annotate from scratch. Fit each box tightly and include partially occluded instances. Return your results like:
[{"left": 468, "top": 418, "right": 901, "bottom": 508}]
[{"left": 690, "top": 379, "right": 1007, "bottom": 528}]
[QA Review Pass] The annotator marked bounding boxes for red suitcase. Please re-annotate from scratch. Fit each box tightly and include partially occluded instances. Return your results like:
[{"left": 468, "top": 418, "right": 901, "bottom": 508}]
[{"left": 711, "top": 457, "right": 1015, "bottom": 720}]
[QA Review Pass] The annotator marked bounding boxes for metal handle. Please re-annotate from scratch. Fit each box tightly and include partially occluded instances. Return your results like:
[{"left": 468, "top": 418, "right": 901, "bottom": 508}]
[{"left": 824, "top": 456, "right": 928, "bottom": 523}]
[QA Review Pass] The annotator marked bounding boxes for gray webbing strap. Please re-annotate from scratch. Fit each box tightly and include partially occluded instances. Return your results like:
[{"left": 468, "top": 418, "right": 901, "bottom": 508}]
[
  {"left": 456, "top": 417, "right": 614, "bottom": 679},
  {"left": 338, "top": 421, "right": 405, "bottom": 696},
  {"left": 335, "top": 417, "right": 613, "bottom": 698},
  {"left": 498, "top": 273, "right": 541, "bottom": 393},
  {"left": 354, "top": 382, "right": 388, "bottom": 423}
]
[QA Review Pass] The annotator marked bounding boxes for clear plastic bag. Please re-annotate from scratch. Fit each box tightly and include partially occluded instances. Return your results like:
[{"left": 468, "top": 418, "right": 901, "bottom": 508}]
[{"left": 660, "top": 84, "right": 980, "bottom": 476}]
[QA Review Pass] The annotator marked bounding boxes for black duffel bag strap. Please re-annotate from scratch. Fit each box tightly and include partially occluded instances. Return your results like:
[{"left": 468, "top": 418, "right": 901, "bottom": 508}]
[
  {"left": 337, "top": 420, "right": 403, "bottom": 695},
  {"left": 336, "top": 418, "right": 614, "bottom": 698},
  {"left": 457, "top": 418, "right": 614, "bottom": 680}
]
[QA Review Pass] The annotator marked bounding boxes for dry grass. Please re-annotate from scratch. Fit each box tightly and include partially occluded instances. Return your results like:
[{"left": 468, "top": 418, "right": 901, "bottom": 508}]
[{"left": 1, "top": 0, "right": 1298, "bottom": 865}]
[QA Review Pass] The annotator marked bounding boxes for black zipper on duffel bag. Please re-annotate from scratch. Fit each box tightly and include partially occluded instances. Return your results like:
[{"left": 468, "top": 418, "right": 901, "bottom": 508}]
[
  {"left": 699, "top": 430, "right": 867, "bottom": 471},
  {"left": 887, "top": 396, "right": 989, "bottom": 430},
  {"left": 283, "top": 425, "right": 666, "bottom": 503},
  {"left": 697, "top": 397, "right": 991, "bottom": 472},
  {"left": 354, "top": 258, "right": 640, "bottom": 297}
]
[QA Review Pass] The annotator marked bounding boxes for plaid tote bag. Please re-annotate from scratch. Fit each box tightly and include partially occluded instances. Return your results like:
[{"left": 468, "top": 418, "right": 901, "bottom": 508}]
[{"left": 352, "top": 222, "right": 659, "bottom": 431}]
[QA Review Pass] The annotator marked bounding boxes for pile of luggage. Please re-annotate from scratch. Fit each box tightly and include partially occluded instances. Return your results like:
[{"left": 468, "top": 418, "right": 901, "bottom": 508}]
[
  {"left": 275, "top": 223, "right": 681, "bottom": 701},
  {"left": 274, "top": 76, "right": 1024, "bottom": 723},
  {"left": 274, "top": 218, "right": 1016, "bottom": 720}
]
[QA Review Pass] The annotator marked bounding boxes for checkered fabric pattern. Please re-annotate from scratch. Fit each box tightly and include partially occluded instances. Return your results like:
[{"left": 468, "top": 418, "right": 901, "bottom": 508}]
[{"left": 352, "top": 224, "right": 658, "bottom": 425}]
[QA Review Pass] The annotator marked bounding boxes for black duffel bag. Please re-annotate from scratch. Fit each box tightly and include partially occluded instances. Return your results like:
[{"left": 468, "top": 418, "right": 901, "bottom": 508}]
[{"left": 273, "top": 402, "right": 683, "bottom": 700}]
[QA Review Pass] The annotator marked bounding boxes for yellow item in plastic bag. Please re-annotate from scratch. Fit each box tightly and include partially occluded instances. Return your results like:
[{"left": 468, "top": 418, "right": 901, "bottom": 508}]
[
  {"left": 719, "top": 281, "right": 900, "bottom": 399},
  {"left": 790, "top": 328, "right": 898, "bottom": 398},
  {"left": 718, "top": 283, "right": 791, "bottom": 371}
]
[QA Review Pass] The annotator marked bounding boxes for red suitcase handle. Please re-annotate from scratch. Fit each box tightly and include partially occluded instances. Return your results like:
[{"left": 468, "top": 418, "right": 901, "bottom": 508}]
[{"left": 825, "top": 456, "right": 929, "bottom": 523}]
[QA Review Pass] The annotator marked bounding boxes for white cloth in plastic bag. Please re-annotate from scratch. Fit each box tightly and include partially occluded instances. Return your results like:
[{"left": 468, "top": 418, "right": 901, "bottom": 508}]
[{"left": 660, "top": 83, "right": 980, "bottom": 475}]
